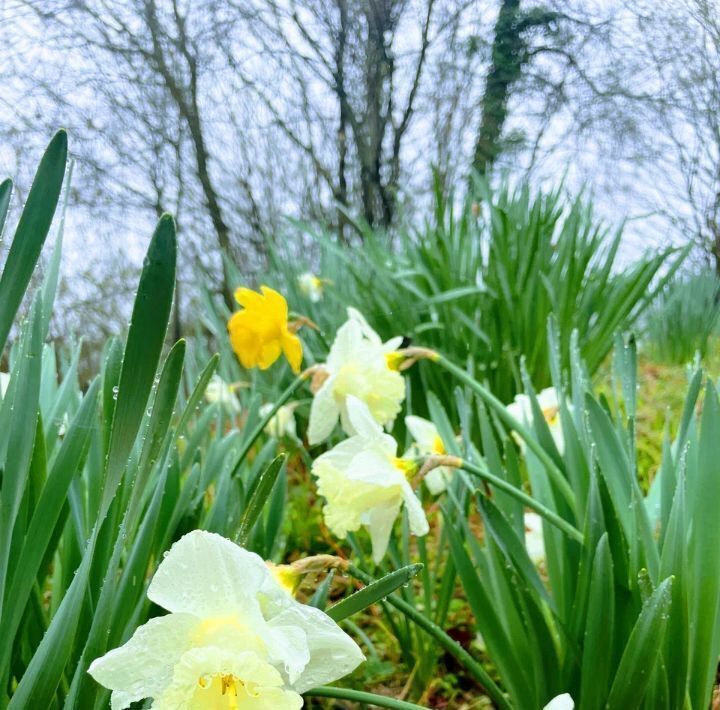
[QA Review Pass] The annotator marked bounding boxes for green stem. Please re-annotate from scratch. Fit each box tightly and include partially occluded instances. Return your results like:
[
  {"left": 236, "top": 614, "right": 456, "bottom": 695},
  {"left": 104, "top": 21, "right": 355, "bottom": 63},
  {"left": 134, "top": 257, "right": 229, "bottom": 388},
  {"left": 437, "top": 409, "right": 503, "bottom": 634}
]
[
  {"left": 459, "top": 459, "right": 584, "bottom": 543},
  {"left": 347, "top": 565, "right": 511, "bottom": 710},
  {"left": 230, "top": 372, "right": 307, "bottom": 477},
  {"left": 305, "top": 686, "right": 426, "bottom": 709},
  {"left": 433, "top": 355, "right": 577, "bottom": 516}
]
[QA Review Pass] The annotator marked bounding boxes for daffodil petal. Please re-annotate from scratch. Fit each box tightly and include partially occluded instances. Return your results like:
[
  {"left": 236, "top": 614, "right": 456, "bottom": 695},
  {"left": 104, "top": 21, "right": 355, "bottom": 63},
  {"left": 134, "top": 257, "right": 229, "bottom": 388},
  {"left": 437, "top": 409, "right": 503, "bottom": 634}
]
[
  {"left": 281, "top": 332, "right": 303, "bottom": 374},
  {"left": 308, "top": 379, "right": 339, "bottom": 445},
  {"left": 148, "top": 530, "right": 268, "bottom": 620},
  {"left": 88, "top": 613, "right": 199, "bottom": 710},
  {"left": 543, "top": 693, "right": 575, "bottom": 710},
  {"left": 405, "top": 415, "right": 440, "bottom": 451},
  {"left": 265, "top": 604, "right": 365, "bottom": 692},
  {"left": 260, "top": 285, "right": 289, "bottom": 320},
  {"left": 366, "top": 500, "right": 403, "bottom": 563},
  {"left": 401, "top": 481, "right": 430, "bottom": 537},
  {"left": 345, "top": 396, "right": 383, "bottom": 440}
]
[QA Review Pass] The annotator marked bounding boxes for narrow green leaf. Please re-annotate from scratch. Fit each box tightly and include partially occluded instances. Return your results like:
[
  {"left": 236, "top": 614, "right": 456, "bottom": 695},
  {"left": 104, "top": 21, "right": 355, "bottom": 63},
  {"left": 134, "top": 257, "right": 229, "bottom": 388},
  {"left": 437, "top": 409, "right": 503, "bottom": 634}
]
[
  {"left": 0, "top": 178, "right": 12, "bottom": 235},
  {"left": 235, "top": 455, "right": 286, "bottom": 545},
  {"left": 0, "top": 131, "right": 66, "bottom": 352},
  {"left": 101, "top": 214, "right": 177, "bottom": 515},
  {"left": 606, "top": 577, "right": 673, "bottom": 709},
  {"left": 326, "top": 564, "right": 422, "bottom": 622}
]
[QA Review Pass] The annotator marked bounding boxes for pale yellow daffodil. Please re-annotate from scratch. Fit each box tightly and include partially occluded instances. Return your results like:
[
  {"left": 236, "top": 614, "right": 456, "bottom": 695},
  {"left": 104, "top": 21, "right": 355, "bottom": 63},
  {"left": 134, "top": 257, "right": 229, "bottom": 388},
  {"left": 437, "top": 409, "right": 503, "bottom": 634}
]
[
  {"left": 260, "top": 403, "right": 297, "bottom": 439},
  {"left": 228, "top": 286, "right": 303, "bottom": 374},
  {"left": 88, "top": 531, "right": 363, "bottom": 709},
  {"left": 404, "top": 415, "right": 454, "bottom": 495},
  {"left": 297, "top": 272, "right": 324, "bottom": 303},
  {"left": 205, "top": 375, "right": 241, "bottom": 414},
  {"left": 308, "top": 308, "right": 404, "bottom": 445},
  {"left": 506, "top": 387, "right": 565, "bottom": 454},
  {"left": 312, "top": 396, "right": 429, "bottom": 563}
]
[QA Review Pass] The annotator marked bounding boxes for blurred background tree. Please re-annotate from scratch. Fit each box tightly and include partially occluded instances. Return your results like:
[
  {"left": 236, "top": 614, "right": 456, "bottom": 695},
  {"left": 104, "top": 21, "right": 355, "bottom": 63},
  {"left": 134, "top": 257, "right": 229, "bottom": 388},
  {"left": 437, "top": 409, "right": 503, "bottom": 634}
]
[{"left": 1, "top": 0, "right": 718, "bottom": 359}]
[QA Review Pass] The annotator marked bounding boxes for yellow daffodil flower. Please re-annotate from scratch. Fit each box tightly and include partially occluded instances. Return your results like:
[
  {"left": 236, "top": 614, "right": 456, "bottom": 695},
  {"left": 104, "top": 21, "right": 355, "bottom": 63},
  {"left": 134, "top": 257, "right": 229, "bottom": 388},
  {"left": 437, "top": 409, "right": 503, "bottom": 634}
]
[
  {"left": 88, "top": 531, "right": 364, "bottom": 709},
  {"left": 312, "top": 396, "right": 429, "bottom": 563},
  {"left": 297, "top": 272, "right": 324, "bottom": 303},
  {"left": 308, "top": 308, "right": 405, "bottom": 445},
  {"left": 506, "top": 387, "right": 565, "bottom": 454},
  {"left": 404, "top": 415, "right": 454, "bottom": 495},
  {"left": 228, "top": 286, "right": 303, "bottom": 374}
]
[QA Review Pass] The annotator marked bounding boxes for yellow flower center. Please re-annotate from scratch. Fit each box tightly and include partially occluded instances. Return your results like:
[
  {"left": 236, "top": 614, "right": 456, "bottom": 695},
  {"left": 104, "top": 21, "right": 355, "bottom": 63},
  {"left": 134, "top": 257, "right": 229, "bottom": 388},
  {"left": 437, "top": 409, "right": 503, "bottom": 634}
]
[
  {"left": 431, "top": 434, "right": 446, "bottom": 455},
  {"left": 266, "top": 562, "right": 300, "bottom": 595},
  {"left": 385, "top": 351, "right": 404, "bottom": 371},
  {"left": 393, "top": 457, "right": 418, "bottom": 479},
  {"left": 542, "top": 405, "right": 560, "bottom": 426},
  {"left": 196, "top": 672, "right": 259, "bottom": 708}
]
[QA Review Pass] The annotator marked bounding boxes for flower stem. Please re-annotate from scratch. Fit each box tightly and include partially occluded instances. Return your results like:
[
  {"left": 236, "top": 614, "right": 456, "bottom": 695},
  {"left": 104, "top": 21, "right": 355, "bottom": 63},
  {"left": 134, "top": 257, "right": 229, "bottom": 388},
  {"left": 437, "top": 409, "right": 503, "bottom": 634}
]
[
  {"left": 229, "top": 372, "right": 307, "bottom": 477},
  {"left": 459, "top": 459, "right": 584, "bottom": 543},
  {"left": 346, "top": 565, "right": 511, "bottom": 710},
  {"left": 305, "top": 686, "right": 427, "bottom": 709},
  {"left": 433, "top": 354, "right": 577, "bottom": 516}
]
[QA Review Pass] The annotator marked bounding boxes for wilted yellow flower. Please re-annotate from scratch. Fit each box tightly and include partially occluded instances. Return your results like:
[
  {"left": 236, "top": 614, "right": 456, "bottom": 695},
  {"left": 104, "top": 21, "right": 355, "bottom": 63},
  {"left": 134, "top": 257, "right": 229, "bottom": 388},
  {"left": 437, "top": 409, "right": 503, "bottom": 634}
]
[
  {"left": 88, "top": 531, "right": 364, "bottom": 708},
  {"left": 312, "top": 396, "right": 429, "bottom": 563},
  {"left": 228, "top": 286, "right": 303, "bottom": 374}
]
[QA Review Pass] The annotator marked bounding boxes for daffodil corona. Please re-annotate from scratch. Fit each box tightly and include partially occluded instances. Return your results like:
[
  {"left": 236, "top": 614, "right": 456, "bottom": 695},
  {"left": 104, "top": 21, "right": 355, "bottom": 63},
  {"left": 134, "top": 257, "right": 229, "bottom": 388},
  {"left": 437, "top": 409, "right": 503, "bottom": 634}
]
[
  {"left": 307, "top": 308, "right": 405, "bottom": 445},
  {"left": 228, "top": 286, "right": 303, "bottom": 374},
  {"left": 312, "top": 396, "right": 429, "bottom": 563},
  {"left": 88, "top": 531, "right": 363, "bottom": 709}
]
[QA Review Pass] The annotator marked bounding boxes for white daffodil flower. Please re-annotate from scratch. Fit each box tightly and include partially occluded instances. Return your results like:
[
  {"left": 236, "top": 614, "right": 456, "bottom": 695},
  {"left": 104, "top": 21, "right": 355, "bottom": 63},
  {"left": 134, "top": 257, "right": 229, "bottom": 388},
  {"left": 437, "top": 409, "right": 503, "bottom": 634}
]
[
  {"left": 506, "top": 387, "right": 565, "bottom": 454},
  {"left": 204, "top": 375, "right": 241, "bottom": 414},
  {"left": 312, "top": 396, "right": 429, "bottom": 563},
  {"left": 0, "top": 372, "right": 9, "bottom": 399},
  {"left": 260, "top": 403, "right": 297, "bottom": 439},
  {"left": 524, "top": 511, "right": 546, "bottom": 566},
  {"left": 543, "top": 693, "right": 575, "bottom": 709},
  {"left": 88, "top": 530, "right": 364, "bottom": 709},
  {"left": 308, "top": 308, "right": 404, "bottom": 445},
  {"left": 405, "top": 415, "right": 454, "bottom": 495},
  {"left": 297, "top": 272, "right": 324, "bottom": 303}
]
